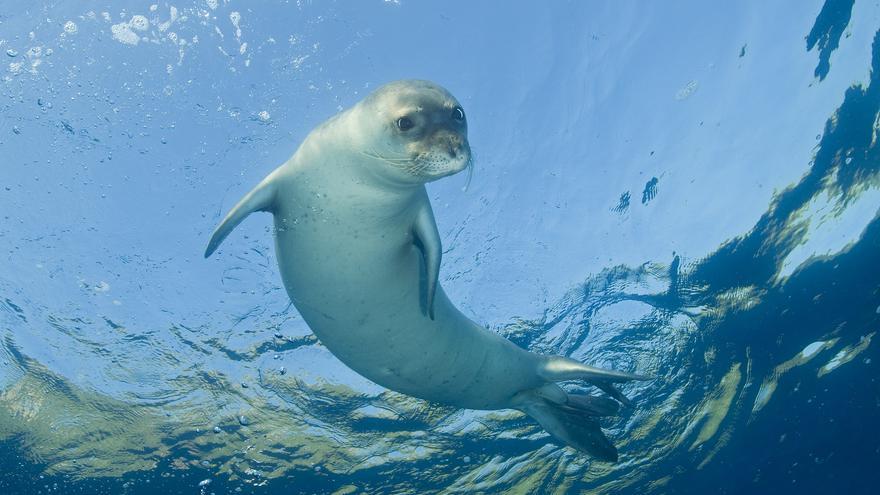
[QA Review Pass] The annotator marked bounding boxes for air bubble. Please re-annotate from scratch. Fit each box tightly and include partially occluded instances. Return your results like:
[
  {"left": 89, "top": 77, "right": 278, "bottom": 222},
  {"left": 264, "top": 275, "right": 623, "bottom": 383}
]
[
  {"left": 230, "top": 11, "right": 242, "bottom": 38},
  {"left": 675, "top": 80, "right": 698, "bottom": 100},
  {"left": 130, "top": 15, "right": 149, "bottom": 31},
  {"left": 111, "top": 23, "right": 140, "bottom": 45},
  {"left": 63, "top": 21, "right": 78, "bottom": 34}
]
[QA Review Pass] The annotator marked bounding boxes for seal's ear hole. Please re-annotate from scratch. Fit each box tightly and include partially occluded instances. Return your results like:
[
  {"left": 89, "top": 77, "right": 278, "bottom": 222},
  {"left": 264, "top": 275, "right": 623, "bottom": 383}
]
[
  {"left": 397, "top": 117, "right": 415, "bottom": 131},
  {"left": 452, "top": 107, "right": 465, "bottom": 122}
]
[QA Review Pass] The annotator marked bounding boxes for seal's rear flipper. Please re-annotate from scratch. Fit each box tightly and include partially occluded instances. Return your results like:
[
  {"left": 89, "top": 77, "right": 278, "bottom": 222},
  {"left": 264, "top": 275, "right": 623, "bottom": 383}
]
[
  {"left": 565, "top": 393, "right": 621, "bottom": 416},
  {"left": 537, "top": 355, "right": 651, "bottom": 406},
  {"left": 205, "top": 173, "right": 279, "bottom": 258},
  {"left": 593, "top": 380, "right": 634, "bottom": 407},
  {"left": 521, "top": 394, "right": 619, "bottom": 462}
]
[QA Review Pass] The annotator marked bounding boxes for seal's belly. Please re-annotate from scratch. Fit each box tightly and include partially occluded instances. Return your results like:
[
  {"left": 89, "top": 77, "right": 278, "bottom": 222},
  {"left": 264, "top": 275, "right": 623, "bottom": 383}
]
[{"left": 272, "top": 214, "right": 541, "bottom": 409}]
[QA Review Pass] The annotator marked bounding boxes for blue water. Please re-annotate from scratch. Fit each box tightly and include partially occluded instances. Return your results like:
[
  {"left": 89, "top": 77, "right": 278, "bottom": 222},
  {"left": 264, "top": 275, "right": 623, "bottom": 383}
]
[{"left": 1, "top": 1, "right": 878, "bottom": 493}]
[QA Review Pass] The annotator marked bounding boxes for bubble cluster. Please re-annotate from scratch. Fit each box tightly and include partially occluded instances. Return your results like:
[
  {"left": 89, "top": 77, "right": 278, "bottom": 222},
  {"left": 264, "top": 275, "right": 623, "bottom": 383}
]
[
  {"left": 230, "top": 11, "right": 242, "bottom": 39},
  {"left": 129, "top": 15, "right": 149, "bottom": 32},
  {"left": 675, "top": 80, "right": 699, "bottom": 100},
  {"left": 111, "top": 22, "right": 141, "bottom": 45}
]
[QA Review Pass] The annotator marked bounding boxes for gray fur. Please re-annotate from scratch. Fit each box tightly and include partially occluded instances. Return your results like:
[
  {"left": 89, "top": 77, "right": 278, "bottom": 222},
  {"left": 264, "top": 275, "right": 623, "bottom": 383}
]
[{"left": 206, "top": 80, "right": 648, "bottom": 460}]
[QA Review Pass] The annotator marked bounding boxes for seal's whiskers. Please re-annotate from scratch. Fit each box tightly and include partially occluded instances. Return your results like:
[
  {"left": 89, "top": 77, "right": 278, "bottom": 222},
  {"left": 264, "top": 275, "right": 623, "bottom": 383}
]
[
  {"left": 463, "top": 156, "right": 474, "bottom": 192},
  {"left": 361, "top": 150, "right": 416, "bottom": 171}
]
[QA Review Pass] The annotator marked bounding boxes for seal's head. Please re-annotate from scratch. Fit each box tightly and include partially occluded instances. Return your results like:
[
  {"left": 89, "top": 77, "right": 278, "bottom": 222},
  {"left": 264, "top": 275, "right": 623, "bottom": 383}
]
[{"left": 356, "top": 80, "right": 472, "bottom": 185}]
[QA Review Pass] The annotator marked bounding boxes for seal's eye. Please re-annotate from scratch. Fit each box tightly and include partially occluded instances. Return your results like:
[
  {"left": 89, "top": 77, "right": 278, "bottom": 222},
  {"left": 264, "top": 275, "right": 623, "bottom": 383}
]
[
  {"left": 396, "top": 117, "right": 414, "bottom": 131},
  {"left": 452, "top": 107, "right": 465, "bottom": 122}
]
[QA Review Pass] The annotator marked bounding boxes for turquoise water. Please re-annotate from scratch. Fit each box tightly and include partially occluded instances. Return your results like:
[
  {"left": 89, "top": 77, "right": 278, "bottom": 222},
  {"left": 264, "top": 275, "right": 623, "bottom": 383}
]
[{"left": 1, "top": 1, "right": 878, "bottom": 493}]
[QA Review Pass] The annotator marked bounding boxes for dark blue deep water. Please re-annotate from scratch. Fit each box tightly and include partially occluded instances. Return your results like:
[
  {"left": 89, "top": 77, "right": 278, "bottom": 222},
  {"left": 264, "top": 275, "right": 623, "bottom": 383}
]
[{"left": 1, "top": 1, "right": 879, "bottom": 494}]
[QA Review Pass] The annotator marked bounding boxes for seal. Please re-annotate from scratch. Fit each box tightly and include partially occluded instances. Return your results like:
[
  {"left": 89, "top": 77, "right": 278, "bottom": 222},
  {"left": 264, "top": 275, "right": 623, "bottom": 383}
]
[{"left": 205, "top": 80, "right": 648, "bottom": 461}]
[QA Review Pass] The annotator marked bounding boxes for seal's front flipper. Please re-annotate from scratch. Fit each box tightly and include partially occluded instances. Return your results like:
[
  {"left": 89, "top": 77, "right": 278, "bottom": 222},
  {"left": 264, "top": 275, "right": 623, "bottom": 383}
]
[
  {"left": 205, "top": 172, "right": 279, "bottom": 258},
  {"left": 537, "top": 355, "right": 651, "bottom": 406},
  {"left": 520, "top": 394, "right": 619, "bottom": 462},
  {"left": 412, "top": 201, "right": 441, "bottom": 319}
]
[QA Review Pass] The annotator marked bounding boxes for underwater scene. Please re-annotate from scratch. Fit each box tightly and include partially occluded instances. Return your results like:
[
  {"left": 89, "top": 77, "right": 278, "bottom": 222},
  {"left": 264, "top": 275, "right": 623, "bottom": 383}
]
[{"left": 1, "top": 1, "right": 879, "bottom": 494}]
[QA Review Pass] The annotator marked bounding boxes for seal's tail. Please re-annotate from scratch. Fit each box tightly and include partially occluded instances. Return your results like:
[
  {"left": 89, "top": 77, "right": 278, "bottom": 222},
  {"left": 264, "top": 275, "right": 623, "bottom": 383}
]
[{"left": 520, "top": 390, "right": 622, "bottom": 462}]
